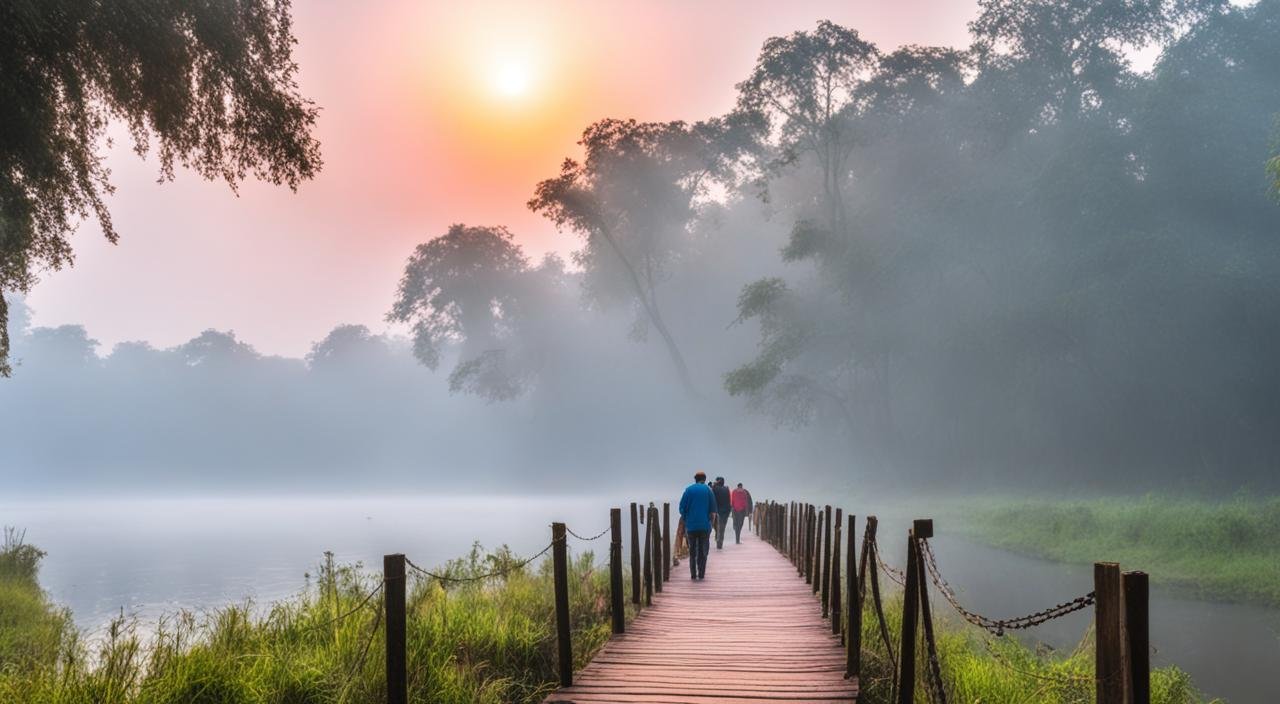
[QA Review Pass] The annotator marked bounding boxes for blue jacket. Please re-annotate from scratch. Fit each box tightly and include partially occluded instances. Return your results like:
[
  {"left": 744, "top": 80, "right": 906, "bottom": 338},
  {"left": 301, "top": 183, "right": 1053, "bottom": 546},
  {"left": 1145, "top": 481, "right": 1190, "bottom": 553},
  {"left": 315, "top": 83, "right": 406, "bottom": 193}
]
[{"left": 679, "top": 482, "right": 717, "bottom": 533}]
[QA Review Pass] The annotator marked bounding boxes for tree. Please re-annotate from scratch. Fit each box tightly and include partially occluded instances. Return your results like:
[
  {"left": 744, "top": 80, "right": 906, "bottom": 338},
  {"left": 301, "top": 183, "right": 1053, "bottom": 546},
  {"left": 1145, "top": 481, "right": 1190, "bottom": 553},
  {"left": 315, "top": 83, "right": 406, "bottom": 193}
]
[
  {"left": 736, "top": 20, "right": 879, "bottom": 235},
  {"left": 529, "top": 119, "right": 738, "bottom": 396},
  {"left": 388, "top": 224, "right": 544, "bottom": 401},
  {"left": 0, "top": 0, "right": 322, "bottom": 375}
]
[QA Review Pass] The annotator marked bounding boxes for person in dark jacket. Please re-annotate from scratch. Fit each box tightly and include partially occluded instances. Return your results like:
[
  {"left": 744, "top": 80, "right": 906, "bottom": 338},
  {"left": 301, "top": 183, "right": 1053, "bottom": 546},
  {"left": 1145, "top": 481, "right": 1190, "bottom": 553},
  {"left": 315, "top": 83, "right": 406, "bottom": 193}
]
[
  {"left": 730, "top": 482, "right": 753, "bottom": 544},
  {"left": 711, "top": 477, "right": 732, "bottom": 549},
  {"left": 678, "top": 471, "right": 717, "bottom": 579}
]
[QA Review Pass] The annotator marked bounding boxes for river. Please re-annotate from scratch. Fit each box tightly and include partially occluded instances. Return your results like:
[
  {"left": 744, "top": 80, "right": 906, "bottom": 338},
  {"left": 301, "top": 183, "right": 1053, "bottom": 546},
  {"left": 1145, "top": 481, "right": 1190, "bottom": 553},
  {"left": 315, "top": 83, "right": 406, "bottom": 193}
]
[{"left": 3, "top": 495, "right": 1276, "bottom": 702}]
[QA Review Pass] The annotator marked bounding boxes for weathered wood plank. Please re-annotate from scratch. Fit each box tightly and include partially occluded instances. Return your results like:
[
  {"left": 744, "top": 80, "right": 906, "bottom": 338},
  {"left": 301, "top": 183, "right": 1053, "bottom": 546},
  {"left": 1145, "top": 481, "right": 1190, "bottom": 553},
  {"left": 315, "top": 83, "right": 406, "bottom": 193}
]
[{"left": 544, "top": 532, "right": 859, "bottom": 703}]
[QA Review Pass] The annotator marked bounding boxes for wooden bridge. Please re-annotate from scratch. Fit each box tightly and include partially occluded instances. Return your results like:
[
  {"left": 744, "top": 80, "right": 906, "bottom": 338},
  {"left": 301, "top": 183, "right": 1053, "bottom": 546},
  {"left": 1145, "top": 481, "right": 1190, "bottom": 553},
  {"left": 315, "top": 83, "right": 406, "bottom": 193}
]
[
  {"left": 544, "top": 533, "right": 858, "bottom": 703},
  {"left": 379, "top": 499, "right": 1152, "bottom": 704}
]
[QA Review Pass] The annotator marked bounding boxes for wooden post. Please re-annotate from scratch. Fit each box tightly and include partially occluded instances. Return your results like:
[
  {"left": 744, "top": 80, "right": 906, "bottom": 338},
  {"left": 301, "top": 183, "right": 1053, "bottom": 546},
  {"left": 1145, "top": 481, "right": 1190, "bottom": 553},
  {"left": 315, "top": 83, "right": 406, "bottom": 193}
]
[
  {"left": 896, "top": 521, "right": 930, "bottom": 704},
  {"left": 858, "top": 516, "right": 877, "bottom": 603},
  {"left": 831, "top": 507, "right": 842, "bottom": 635},
  {"left": 813, "top": 509, "right": 823, "bottom": 595},
  {"left": 552, "top": 523, "right": 573, "bottom": 688},
  {"left": 846, "top": 513, "right": 860, "bottom": 679},
  {"left": 609, "top": 508, "right": 625, "bottom": 635},
  {"left": 662, "top": 503, "right": 671, "bottom": 583},
  {"left": 821, "top": 505, "right": 832, "bottom": 615},
  {"left": 1125, "top": 571, "right": 1149, "bottom": 704},
  {"left": 642, "top": 511, "right": 653, "bottom": 607},
  {"left": 384, "top": 554, "right": 407, "bottom": 704},
  {"left": 650, "top": 507, "right": 663, "bottom": 594},
  {"left": 629, "top": 503, "right": 641, "bottom": 605},
  {"left": 1095, "top": 562, "right": 1126, "bottom": 704}
]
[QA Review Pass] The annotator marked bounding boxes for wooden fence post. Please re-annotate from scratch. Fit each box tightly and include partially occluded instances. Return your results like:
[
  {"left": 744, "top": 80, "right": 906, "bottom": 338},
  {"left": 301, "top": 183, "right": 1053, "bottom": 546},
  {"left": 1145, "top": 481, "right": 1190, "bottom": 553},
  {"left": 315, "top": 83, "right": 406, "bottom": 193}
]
[
  {"left": 642, "top": 510, "right": 653, "bottom": 607},
  {"left": 629, "top": 503, "right": 641, "bottom": 605},
  {"left": 858, "top": 516, "right": 877, "bottom": 603},
  {"left": 821, "top": 505, "right": 832, "bottom": 615},
  {"left": 650, "top": 506, "right": 663, "bottom": 594},
  {"left": 896, "top": 522, "right": 928, "bottom": 704},
  {"left": 1095, "top": 562, "right": 1126, "bottom": 704},
  {"left": 831, "top": 507, "right": 842, "bottom": 635},
  {"left": 609, "top": 508, "right": 625, "bottom": 635},
  {"left": 1125, "top": 570, "right": 1149, "bottom": 704},
  {"left": 552, "top": 523, "right": 573, "bottom": 688},
  {"left": 384, "top": 554, "right": 406, "bottom": 704},
  {"left": 846, "top": 513, "right": 860, "bottom": 679},
  {"left": 813, "top": 509, "right": 823, "bottom": 595},
  {"left": 662, "top": 503, "right": 671, "bottom": 583}
]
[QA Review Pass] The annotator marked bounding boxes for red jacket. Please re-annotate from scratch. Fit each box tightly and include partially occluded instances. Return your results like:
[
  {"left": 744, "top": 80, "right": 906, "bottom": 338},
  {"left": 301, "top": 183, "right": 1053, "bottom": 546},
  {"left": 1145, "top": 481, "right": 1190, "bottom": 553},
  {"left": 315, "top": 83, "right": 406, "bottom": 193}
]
[{"left": 731, "top": 487, "right": 752, "bottom": 513}]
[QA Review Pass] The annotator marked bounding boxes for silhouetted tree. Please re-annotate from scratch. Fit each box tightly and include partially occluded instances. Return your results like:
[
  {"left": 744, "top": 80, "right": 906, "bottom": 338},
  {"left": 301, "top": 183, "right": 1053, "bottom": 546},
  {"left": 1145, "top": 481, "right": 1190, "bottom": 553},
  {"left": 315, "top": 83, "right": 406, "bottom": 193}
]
[
  {"left": 529, "top": 119, "right": 734, "bottom": 396},
  {"left": 0, "top": 0, "right": 321, "bottom": 375}
]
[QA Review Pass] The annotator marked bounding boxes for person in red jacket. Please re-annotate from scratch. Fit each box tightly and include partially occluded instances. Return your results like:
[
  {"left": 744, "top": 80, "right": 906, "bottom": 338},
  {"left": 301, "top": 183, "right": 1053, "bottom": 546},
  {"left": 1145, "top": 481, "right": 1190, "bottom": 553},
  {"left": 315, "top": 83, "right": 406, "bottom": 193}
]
[{"left": 730, "top": 483, "right": 753, "bottom": 544}]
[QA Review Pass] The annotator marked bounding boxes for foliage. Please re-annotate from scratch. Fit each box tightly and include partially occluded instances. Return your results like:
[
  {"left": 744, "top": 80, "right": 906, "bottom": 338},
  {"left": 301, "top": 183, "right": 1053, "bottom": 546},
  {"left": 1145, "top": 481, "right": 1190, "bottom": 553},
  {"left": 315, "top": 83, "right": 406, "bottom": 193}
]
[
  {"left": 959, "top": 494, "right": 1280, "bottom": 606},
  {"left": 0, "top": 0, "right": 321, "bottom": 375}
]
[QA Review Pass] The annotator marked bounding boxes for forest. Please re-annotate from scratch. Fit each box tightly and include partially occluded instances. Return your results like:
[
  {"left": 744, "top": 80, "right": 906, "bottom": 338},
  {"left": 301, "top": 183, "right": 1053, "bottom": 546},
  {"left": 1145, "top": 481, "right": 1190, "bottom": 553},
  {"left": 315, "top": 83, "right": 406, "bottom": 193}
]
[{"left": 5, "top": 1, "right": 1279, "bottom": 494}]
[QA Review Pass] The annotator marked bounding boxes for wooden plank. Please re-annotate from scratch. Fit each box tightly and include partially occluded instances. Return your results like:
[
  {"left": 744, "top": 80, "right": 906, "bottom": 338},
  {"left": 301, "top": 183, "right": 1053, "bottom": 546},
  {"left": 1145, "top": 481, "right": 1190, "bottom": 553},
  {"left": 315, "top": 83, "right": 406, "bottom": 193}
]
[{"left": 544, "top": 531, "right": 858, "bottom": 703}]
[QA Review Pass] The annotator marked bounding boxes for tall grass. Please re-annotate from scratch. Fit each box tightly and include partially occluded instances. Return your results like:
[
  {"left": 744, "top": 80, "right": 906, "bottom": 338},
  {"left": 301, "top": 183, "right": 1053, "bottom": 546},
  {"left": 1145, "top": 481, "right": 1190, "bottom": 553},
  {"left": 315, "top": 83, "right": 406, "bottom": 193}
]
[
  {"left": 1, "top": 531, "right": 1219, "bottom": 703},
  {"left": 855, "top": 590, "right": 1217, "bottom": 704},
  {"left": 958, "top": 494, "right": 1280, "bottom": 606},
  {"left": 0, "top": 538, "right": 627, "bottom": 704}
]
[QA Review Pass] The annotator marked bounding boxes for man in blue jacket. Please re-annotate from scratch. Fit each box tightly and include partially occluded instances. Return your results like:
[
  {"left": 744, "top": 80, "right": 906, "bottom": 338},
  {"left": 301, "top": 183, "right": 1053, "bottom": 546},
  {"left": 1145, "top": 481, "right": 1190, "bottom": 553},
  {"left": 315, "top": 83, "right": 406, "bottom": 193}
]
[{"left": 678, "top": 471, "right": 717, "bottom": 580}]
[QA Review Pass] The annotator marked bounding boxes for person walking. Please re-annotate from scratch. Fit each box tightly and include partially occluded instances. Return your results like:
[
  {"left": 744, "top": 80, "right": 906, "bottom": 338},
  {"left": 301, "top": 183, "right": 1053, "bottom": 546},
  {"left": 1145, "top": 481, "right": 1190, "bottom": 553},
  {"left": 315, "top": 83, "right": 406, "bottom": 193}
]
[
  {"left": 711, "top": 477, "right": 732, "bottom": 549},
  {"left": 678, "top": 471, "right": 716, "bottom": 579},
  {"left": 730, "top": 482, "right": 753, "bottom": 544}
]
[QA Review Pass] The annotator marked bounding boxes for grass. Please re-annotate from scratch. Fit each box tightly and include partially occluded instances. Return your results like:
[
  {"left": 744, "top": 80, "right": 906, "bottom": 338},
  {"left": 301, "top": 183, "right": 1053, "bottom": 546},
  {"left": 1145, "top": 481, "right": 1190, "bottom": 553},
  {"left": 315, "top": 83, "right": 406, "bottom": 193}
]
[
  {"left": 955, "top": 494, "right": 1280, "bottom": 606},
  {"left": 854, "top": 588, "right": 1216, "bottom": 704},
  {"left": 1, "top": 527, "right": 1220, "bottom": 703},
  {"left": 0, "top": 535, "right": 628, "bottom": 704}
]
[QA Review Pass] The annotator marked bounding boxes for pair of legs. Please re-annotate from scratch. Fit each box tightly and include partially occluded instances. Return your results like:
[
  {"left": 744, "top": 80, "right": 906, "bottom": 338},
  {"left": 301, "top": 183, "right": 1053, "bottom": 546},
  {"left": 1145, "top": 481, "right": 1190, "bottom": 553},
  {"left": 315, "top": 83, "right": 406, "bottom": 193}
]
[
  {"left": 732, "top": 511, "right": 746, "bottom": 543},
  {"left": 715, "top": 511, "right": 731, "bottom": 548},
  {"left": 687, "top": 530, "right": 710, "bottom": 579}
]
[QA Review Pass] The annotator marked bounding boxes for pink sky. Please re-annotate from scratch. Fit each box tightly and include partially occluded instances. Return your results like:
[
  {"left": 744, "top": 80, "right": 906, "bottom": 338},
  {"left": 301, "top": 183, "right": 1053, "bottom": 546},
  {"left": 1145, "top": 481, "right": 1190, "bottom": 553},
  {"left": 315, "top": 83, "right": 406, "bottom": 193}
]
[{"left": 28, "top": 0, "right": 978, "bottom": 358}]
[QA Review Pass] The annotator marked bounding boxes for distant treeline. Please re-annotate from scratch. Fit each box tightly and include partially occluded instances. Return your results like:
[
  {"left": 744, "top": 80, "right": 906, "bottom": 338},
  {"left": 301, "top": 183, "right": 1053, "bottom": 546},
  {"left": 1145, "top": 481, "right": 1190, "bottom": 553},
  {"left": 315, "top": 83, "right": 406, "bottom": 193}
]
[{"left": 6, "top": 1, "right": 1280, "bottom": 491}]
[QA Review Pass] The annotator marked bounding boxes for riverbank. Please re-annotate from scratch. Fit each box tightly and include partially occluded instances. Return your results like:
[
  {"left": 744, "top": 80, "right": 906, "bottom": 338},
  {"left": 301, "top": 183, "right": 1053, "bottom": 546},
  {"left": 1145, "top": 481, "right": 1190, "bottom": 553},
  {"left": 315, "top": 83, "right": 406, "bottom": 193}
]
[
  {"left": 955, "top": 494, "right": 1280, "bottom": 607},
  {"left": 1, "top": 530, "right": 1221, "bottom": 704}
]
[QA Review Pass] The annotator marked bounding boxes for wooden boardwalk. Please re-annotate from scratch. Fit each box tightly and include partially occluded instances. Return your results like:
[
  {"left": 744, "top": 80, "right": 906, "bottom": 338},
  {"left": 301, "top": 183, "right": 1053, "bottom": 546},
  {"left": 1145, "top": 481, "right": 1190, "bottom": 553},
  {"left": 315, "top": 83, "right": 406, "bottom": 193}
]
[{"left": 545, "top": 532, "right": 858, "bottom": 703}]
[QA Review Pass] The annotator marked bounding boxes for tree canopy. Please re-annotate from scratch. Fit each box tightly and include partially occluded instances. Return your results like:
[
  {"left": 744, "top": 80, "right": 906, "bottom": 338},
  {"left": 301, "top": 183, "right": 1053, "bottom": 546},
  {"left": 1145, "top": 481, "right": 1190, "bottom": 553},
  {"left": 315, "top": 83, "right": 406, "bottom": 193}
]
[{"left": 0, "top": 0, "right": 321, "bottom": 375}]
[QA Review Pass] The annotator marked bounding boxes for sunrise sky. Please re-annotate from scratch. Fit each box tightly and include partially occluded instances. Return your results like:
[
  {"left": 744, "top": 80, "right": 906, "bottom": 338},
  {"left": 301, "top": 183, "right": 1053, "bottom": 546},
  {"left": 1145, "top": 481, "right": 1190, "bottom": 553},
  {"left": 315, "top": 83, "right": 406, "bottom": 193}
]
[{"left": 27, "top": 0, "right": 979, "bottom": 357}]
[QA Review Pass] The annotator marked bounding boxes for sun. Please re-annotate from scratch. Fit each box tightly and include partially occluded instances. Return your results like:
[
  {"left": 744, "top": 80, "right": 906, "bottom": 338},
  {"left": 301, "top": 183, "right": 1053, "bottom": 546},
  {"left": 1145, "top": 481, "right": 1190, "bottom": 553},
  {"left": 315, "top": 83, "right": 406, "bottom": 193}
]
[{"left": 491, "top": 58, "right": 532, "bottom": 99}]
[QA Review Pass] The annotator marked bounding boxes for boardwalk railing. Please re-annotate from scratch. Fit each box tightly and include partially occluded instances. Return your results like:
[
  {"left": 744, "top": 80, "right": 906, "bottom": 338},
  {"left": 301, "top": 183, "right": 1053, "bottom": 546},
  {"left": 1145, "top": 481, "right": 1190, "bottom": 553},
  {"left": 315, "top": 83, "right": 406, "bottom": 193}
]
[
  {"left": 322, "top": 496, "right": 1151, "bottom": 704},
  {"left": 753, "top": 499, "right": 1152, "bottom": 704}
]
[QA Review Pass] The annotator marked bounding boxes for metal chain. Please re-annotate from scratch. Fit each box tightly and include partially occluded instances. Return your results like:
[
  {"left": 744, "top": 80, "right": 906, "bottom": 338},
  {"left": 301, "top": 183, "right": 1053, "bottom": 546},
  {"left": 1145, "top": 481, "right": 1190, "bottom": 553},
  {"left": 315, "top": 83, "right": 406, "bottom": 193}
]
[
  {"left": 299, "top": 581, "right": 384, "bottom": 632},
  {"left": 405, "top": 540, "right": 555, "bottom": 584},
  {"left": 334, "top": 586, "right": 384, "bottom": 700},
  {"left": 919, "top": 538, "right": 1094, "bottom": 635},
  {"left": 872, "top": 537, "right": 906, "bottom": 586},
  {"left": 566, "top": 525, "right": 611, "bottom": 542}
]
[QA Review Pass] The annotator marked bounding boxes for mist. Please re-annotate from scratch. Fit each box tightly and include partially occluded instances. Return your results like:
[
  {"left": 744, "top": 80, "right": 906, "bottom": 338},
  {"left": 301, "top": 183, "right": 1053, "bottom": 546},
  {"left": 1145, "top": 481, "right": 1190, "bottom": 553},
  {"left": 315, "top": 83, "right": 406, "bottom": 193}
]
[{"left": 4, "top": 2, "right": 1280, "bottom": 497}]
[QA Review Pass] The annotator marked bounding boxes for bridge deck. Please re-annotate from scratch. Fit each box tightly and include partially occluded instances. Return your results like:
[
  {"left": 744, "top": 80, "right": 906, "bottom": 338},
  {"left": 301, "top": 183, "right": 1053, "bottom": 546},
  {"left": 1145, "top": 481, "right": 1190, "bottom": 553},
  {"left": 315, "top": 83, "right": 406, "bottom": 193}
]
[{"left": 545, "top": 532, "right": 858, "bottom": 703}]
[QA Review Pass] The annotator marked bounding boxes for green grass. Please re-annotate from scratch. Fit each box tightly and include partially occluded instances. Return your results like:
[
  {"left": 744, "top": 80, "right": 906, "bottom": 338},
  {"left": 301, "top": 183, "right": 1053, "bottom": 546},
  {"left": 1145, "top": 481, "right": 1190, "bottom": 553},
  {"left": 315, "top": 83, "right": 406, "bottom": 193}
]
[
  {"left": 854, "top": 588, "right": 1217, "bottom": 704},
  {"left": 0, "top": 537, "right": 629, "bottom": 704},
  {"left": 1, "top": 529, "right": 1220, "bottom": 703},
  {"left": 955, "top": 494, "right": 1280, "bottom": 606}
]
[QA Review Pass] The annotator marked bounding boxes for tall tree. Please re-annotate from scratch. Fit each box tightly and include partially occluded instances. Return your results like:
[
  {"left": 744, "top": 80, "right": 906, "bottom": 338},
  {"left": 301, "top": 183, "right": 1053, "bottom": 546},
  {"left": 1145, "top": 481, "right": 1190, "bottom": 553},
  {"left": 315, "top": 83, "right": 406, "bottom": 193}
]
[
  {"left": 388, "top": 224, "right": 560, "bottom": 401},
  {"left": 530, "top": 118, "right": 740, "bottom": 396},
  {"left": 0, "top": 0, "right": 322, "bottom": 375}
]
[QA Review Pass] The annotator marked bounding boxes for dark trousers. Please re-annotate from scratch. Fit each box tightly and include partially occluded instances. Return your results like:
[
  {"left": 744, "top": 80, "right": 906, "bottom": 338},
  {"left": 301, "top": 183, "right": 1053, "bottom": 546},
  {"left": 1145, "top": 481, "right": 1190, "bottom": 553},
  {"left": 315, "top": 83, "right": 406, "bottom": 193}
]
[
  {"left": 732, "top": 511, "right": 746, "bottom": 542},
  {"left": 715, "top": 511, "right": 731, "bottom": 547},
  {"left": 688, "top": 530, "right": 710, "bottom": 578}
]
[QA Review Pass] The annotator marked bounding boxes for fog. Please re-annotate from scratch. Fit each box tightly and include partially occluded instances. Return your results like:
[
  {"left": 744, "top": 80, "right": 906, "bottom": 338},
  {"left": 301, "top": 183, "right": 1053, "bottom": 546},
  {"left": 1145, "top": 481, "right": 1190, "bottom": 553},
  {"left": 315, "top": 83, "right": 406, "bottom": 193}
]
[{"left": 4, "top": 2, "right": 1280, "bottom": 496}]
